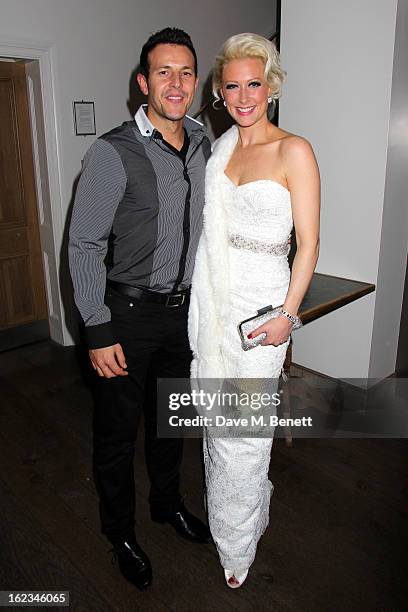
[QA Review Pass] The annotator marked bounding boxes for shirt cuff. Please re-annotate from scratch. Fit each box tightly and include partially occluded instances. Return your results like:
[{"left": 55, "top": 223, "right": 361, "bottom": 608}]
[{"left": 85, "top": 321, "right": 117, "bottom": 349}]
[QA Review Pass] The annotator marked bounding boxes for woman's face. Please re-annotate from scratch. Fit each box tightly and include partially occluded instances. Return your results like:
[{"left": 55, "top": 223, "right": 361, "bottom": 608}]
[{"left": 221, "top": 57, "right": 271, "bottom": 128}]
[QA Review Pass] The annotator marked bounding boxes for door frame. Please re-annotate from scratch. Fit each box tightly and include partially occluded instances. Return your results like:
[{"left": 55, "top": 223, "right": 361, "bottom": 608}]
[{"left": 0, "top": 38, "right": 66, "bottom": 344}]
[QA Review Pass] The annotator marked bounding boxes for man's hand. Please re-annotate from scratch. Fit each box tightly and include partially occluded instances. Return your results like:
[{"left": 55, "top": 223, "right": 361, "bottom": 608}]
[{"left": 89, "top": 343, "right": 128, "bottom": 378}]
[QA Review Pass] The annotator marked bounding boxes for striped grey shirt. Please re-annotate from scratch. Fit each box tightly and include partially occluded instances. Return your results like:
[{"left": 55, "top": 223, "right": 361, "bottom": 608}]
[{"left": 69, "top": 105, "right": 211, "bottom": 348}]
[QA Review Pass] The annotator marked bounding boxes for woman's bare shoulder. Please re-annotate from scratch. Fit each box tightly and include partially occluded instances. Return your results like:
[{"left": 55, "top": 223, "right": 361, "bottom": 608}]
[
  {"left": 278, "top": 132, "right": 314, "bottom": 155},
  {"left": 279, "top": 133, "right": 319, "bottom": 183},
  {"left": 264, "top": 127, "right": 314, "bottom": 155}
]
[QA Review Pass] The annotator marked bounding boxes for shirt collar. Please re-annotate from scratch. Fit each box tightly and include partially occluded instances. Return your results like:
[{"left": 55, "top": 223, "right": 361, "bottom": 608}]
[
  {"left": 134, "top": 104, "right": 205, "bottom": 139},
  {"left": 134, "top": 105, "right": 154, "bottom": 136}
]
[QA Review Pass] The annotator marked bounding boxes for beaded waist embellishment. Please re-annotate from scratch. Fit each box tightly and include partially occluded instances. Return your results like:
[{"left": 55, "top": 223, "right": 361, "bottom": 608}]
[{"left": 229, "top": 233, "right": 290, "bottom": 256}]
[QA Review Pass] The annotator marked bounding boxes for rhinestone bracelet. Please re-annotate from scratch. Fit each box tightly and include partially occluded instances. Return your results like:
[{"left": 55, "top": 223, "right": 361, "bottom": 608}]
[{"left": 279, "top": 309, "right": 303, "bottom": 330}]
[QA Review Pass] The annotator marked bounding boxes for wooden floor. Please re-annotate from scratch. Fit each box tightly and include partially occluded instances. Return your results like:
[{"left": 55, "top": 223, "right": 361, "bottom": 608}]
[{"left": 0, "top": 340, "right": 406, "bottom": 612}]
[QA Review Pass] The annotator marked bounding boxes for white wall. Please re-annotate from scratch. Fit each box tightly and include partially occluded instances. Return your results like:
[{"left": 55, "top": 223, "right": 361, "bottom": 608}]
[
  {"left": 369, "top": 0, "right": 408, "bottom": 379},
  {"left": 0, "top": 0, "right": 276, "bottom": 344},
  {"left": 280, "top": 0, "right": 402, "bottom": 380}
]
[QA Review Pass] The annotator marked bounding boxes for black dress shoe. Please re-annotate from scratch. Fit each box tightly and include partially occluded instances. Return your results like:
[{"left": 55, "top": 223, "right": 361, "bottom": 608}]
[
  {"left": 111, "top": 537, "right": 152, "bottom": 590},
  {"left": 151, "top": 505, "right": 211, "bottom": 543}
]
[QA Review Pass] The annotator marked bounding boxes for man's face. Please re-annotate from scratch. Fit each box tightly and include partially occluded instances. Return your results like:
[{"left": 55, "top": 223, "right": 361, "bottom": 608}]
[{"left": 137, "top": 43, "right": 198, "bottom": 122}]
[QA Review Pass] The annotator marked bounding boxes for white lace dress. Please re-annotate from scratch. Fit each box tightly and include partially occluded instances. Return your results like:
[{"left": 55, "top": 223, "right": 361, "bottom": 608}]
[{"left": 189, "top": 126, "right": 293, "bottom": 572}]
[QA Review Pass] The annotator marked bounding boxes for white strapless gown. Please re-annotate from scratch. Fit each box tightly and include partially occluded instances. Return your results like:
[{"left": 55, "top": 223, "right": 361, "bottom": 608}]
[{"left": 202, "top": 175, "right": 293, "bottom": 572}]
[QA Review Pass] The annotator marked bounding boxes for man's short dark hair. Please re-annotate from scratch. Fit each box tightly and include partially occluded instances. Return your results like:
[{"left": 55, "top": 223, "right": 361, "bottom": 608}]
[{"left": 140, "top": 27, "right": 198, "bottom": 79}]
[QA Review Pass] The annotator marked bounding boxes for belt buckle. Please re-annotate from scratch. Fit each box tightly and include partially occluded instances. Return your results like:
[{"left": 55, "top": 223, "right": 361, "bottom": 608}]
[{"left": 165, "top": 293, "right": 185, "bottom": 308}]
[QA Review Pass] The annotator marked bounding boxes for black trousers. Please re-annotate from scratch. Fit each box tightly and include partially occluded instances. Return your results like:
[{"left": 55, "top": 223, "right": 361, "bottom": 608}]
[{"left": 93, "top": 289, "right": 191, "bottom": 543}]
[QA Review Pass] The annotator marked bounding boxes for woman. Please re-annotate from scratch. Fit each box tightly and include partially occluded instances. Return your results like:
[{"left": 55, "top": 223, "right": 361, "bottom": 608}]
[{"left": 188, "top": 33, "right": 320, "bottom": 587}]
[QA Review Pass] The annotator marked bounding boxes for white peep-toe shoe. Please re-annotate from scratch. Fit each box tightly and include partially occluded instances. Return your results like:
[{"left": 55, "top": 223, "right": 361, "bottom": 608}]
[{"left": 224, "top": 568, "right": 249, "bottom": 589}]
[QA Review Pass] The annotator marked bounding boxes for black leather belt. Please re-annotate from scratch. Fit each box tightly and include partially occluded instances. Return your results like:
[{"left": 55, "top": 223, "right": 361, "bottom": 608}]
[{"left": 107, "top": 280, "right": 190, "bottom": 308}]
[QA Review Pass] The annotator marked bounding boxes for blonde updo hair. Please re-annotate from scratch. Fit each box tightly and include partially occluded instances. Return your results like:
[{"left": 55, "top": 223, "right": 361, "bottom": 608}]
[{"left": 212, "top": 33, "right": 286, "bottom": 102}]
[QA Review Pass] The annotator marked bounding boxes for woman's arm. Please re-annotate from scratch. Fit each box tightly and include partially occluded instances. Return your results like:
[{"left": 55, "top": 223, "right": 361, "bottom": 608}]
[
  {"left": 254, "top": 136, "right": 320, "bottom": 346},
  {"left": 281, "top": 135, "right": 320, "bottom": 317}
]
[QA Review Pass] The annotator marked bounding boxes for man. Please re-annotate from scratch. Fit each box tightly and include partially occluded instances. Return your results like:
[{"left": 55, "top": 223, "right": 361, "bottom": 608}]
[{"left": 69, "top": 27, "right": 211, "bottom": 591}]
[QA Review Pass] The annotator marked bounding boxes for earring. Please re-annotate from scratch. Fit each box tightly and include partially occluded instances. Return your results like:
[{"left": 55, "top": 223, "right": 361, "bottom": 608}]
[
  {"left": 212, "top": 98, "right": 225, "bottom": 110},
  {"left": 268, "top": 96, "right": 273, "bottom": 103},
  {"left": 268, "top": 98, "right": 277, "bottom": 117},
  {"left": 223, "top": 100, "right": 227, "bottom": 107}
]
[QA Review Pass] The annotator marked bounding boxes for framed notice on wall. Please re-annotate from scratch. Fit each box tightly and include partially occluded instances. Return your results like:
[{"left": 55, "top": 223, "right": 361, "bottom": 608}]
[{"left": 73, "top": 100, "right": 96, "bottom": 136}]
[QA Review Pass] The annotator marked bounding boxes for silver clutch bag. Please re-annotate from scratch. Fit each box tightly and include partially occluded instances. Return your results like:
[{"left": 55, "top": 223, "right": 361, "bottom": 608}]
[{"left": 238, "top": 305, "right": 302, "bottom": 351}]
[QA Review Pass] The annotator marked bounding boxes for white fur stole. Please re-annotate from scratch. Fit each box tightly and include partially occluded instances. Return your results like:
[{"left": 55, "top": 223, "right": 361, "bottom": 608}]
[{"left": 188, "top": 125, "right": 239, "bottom": 378}]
